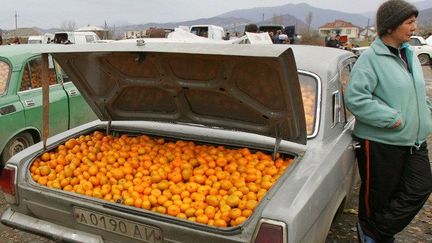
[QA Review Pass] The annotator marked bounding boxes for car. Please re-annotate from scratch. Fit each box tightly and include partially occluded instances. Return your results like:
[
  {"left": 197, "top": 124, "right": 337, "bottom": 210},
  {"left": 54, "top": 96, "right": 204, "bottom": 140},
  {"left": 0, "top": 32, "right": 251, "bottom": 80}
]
[
  {"left": 351, "top": 46, "right": 370, "bottom": 57},
  {"left": 409, "top": 36, "right": 432, "bottom": 65},
  {"left": 0, "top": 44, "right": 97, "bottom": 166},
  {"left": 425, "top": 35, "right": 432, "bottom": 46},
  {"left": 0, "top": 43, "right": 358, "bottom": 243}
]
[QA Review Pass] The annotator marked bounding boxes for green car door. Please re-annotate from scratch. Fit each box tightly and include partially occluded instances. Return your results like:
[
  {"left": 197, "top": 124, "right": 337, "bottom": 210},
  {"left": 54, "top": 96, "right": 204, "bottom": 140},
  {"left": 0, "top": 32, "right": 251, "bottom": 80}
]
[
  {"left": 17, "top": 56, "right": 69, "bottom": 137},
  {"left": 55, "top": 62, "right": 97, "bottom": 128},
  {"left": 0, "top": 46, "right": 97, "bottom": 166}
]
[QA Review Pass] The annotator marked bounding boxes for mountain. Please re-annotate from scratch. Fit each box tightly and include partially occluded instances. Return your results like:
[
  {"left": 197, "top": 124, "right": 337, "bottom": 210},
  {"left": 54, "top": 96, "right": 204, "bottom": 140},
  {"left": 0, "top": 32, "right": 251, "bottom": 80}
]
[
  {"left": 414, "top": 0, "right": 432, "bottom": 11},
  {"left": 217, "top": 3, "right": 370, "bottom": 29},
  {"left": 256, "top": 14, "right": 307, "bottom": 32},
  {"left": 418, "top": 8, "right": 432, "bottom": 27},
  {"left": 360, "top": 0, "right": 432, "bottom": 24},
  {"left": 126, "top": 17, "right": 251, "bottom": 32}
]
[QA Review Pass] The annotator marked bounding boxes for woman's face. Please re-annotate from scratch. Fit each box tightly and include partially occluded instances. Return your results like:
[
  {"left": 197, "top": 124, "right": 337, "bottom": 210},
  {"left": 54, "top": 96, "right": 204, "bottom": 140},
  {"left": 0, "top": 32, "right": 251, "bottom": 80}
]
[{"left": 388, "top": 15, "right": 417, "bottom": 45}]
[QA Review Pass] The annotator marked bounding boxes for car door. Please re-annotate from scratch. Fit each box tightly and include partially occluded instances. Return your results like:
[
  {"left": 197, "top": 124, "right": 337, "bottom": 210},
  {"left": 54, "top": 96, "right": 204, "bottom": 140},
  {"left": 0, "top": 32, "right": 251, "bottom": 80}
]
[
  {"left": 54, "top": 61, "right": 97, "bottom": 128},
  {"left": 17, "top": 55, "right": 69, "bottom": 137},
  {"left": 329, "top": 58, "right": 358, "bottom": 206}
]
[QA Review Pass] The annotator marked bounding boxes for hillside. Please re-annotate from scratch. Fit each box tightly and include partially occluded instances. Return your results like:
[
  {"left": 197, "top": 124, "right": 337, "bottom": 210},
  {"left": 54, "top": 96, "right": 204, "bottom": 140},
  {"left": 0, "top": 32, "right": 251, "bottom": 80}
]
[
  {"left": 419, "top": 8, "right": 432, "bottom": 27},
  {"left": 217, "top": 3, "right": 370, "bottom": 29}
]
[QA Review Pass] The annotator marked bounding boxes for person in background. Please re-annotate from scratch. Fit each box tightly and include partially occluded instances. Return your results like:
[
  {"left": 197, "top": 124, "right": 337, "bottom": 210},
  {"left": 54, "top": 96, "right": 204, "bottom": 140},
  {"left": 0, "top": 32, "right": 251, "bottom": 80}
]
[
  {"left": 223, "top": 32, "right": 230, "bottom": 40},
  {"left": 345, "top": 0, "right": 432, "bottom": 242},
  {"left": 12, "top": 37, "right": 20, "bottom": 44},
  {"left": 244, "top": 23, "right": 258, "bottom": 33},
  {"left": 327, "top": 34, "right": 341, "bottom": 48},
  {"left": 273, "top": 30, "right": 282, "bottom": 44},
  {"left": 268, "top": 31, "right": 274, "bottom": 43}
]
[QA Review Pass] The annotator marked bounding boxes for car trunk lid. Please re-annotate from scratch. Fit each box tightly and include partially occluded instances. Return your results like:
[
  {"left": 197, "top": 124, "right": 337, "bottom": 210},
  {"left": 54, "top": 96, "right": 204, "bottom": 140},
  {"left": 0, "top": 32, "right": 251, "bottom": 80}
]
[{"left": 40, "top": 42, "right": 306, "bottom": 145}]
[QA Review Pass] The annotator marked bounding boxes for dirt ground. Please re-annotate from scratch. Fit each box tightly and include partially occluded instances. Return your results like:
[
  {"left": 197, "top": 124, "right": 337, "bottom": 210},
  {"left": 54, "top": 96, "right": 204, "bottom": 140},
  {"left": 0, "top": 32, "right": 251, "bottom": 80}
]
[{"left": 0, "top": 66, "right": 431, "bottom": 243}]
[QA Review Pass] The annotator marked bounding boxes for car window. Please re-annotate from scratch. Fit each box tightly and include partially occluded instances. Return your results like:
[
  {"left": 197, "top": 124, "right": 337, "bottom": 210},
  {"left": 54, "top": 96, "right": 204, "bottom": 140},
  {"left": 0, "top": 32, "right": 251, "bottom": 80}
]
[
  {"left": 299, "top": 73, "right": 318, "bottom": 136},
  {"left": 340, "top": 64, "right": 354, "bottom": 123},
  {"left": 0, "top": 60, "right": 10, "bottom": 95},
  {"left": 332, "top": 91, "right": 341, "bottom": 126},
  {"left": 54, "top": 60, "right": 71, "bottom": 83},
  {"left": 19, "top": 57, "right": 57, "bottom": 91},
  {"left": 409, "top": 38, "right": 421, "bottom": 46},
  {"left": 85, "top": 35, "right": 95, "bottom": 43}
]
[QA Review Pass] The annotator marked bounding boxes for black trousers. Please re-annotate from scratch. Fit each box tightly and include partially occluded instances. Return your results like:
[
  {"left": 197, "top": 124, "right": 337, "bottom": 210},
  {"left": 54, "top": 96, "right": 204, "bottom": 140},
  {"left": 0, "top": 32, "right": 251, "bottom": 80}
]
[{"left": 355, "top": 139, "right": 432, "bottom": 242}]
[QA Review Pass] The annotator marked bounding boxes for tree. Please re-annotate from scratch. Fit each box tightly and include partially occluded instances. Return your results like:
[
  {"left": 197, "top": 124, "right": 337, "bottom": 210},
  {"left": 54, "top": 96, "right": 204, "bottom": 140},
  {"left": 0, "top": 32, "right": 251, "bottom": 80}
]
[
  {"left": 305, "top": 11, "right": 313, "bottom": 37},
  {"left": 60, "top": 20, "right": 77, "bottom": 31}
]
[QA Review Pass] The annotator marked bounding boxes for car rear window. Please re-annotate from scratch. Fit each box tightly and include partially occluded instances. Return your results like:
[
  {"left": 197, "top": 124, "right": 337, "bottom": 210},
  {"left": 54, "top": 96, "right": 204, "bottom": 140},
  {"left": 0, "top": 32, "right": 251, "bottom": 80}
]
[
  {"left": 0, "top": 60, "right": 10, "bottom": 95},
  {"left": 299, "top": 73, "right": 318, "bottom": 136}
]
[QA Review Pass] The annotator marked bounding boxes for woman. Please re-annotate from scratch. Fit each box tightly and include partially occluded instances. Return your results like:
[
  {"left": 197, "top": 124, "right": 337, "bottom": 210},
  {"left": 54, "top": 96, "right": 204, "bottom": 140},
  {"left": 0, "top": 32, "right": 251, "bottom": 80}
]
[{"left": 345, "top": 0, "right": 432, "bottom": 242}]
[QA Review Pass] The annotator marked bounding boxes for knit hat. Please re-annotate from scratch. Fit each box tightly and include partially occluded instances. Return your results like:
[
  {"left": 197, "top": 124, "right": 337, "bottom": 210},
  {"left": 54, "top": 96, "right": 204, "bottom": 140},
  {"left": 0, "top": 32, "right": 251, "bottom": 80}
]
[{"left": 376, "top": 0, "right": 418, "bottom": 37}]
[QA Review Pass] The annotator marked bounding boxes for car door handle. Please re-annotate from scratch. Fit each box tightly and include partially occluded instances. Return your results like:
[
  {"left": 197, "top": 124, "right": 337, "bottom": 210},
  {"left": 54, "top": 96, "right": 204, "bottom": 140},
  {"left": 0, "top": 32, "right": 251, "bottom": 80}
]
[
  {"left": 24, "top": 100, "right": 35, "bottom": 107},
  {"left": 68, "top": 89, "right": 78, "bottom": 96},
  {"left": 351, "top": 142, "right": 361, "bottom": 150}
]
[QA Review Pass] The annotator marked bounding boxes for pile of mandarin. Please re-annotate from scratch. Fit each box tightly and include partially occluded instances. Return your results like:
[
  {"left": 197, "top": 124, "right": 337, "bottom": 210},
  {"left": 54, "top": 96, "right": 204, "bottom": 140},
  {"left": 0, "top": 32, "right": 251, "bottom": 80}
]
[
  {"left": 30, "top": 131, "right": 293, "bottom": 227},
  {"left": 0, "top": 61, "right": 9, "bottom": 93}
]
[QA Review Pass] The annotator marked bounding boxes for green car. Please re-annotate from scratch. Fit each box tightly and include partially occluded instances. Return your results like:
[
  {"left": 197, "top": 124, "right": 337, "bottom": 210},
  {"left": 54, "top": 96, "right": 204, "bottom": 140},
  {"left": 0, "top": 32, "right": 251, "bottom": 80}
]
[{"left": 0, "top": 44, "right": 97, "bottom": 165}]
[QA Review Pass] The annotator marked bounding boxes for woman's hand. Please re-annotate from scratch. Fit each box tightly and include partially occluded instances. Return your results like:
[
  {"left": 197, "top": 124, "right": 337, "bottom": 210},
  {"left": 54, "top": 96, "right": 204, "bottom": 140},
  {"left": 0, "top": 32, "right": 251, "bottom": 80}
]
[{"left": 391, "top": 120, "right": 401, "bottom": 128}]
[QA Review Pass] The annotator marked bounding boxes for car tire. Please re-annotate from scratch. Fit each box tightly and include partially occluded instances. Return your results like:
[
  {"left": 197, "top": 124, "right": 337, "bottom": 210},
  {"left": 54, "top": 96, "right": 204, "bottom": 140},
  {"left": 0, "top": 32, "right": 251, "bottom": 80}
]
[
  {"left": 418, "top": 54, "right": 430, "bottom": 65},
  {"left": 1, "top": 132, "right": 34, "bottom": 167}
]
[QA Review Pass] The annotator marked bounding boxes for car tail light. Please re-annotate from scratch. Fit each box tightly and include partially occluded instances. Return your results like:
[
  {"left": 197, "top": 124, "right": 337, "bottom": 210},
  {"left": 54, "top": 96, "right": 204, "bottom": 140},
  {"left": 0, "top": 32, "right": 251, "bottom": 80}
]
[
  {"left": 254, "top": 220, "right": 287, "bottom": 243},
  {"left": 0, "top": 165, "right": 18, "bottom": 204}
]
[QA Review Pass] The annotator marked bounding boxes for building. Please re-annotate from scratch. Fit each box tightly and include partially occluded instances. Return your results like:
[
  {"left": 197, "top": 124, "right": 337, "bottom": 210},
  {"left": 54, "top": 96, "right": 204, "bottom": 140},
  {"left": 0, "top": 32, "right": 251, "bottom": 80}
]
[
  {"left": 318, "top": 20, "right": 360, "bottom": 39},
  {"left": 2, "top": 28, "right": 42, "bottom": 44},
  {"left": 76, "top": 25, "right": 108, "bottom": 39},
  {"left": 124, "top": 30, "right": 146, "bottom": 39}
]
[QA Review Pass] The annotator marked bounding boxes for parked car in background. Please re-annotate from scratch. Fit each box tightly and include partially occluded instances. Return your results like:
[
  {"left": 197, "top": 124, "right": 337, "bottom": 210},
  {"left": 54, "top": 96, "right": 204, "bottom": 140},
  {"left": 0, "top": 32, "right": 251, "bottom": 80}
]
[
  {"left": 1, "top": 43, "right": 358, "bottom": 243},
  {"left": 53, "top": 31, "right": 100, "bottom": 44},
  {"left": 351, "top": 46, "right": 370, "bottom": 57},
  {"left": 409, "top": 36, "right": 432, "bottom": 65},
  {"left": 27, "top": 33, "right": 54, "bottom": 44},
  {"left": 0, "top": 45, "right": 97, "bottom": 166},
  {"left": 426, "top": 35, "right": 432, "bottom": 46},
  {"left": 189, "top": 25, "right": 225, "bottom": 40}
]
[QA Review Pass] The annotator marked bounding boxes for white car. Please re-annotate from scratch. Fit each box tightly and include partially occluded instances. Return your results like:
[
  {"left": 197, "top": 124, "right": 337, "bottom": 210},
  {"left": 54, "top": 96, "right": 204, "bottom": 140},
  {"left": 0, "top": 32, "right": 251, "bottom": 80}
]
[
  {"left": 0, "top": 43, "right": 359, "bottom": 243},
  {"left": 409, "top": 36, "right": 432, "bottom": 65},
  {"left": 351, "top": 46, "right": 370, "bottom": 57},
  {"left": 426, "top": 36, "right": 432, "bottom": 46}
]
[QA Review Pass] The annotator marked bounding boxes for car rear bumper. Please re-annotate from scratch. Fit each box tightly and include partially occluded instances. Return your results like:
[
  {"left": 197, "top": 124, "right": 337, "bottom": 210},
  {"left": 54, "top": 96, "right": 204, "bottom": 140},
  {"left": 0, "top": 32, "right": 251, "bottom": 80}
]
[{"left": 1, "top": 207, "right": 103, "bottom": 243}]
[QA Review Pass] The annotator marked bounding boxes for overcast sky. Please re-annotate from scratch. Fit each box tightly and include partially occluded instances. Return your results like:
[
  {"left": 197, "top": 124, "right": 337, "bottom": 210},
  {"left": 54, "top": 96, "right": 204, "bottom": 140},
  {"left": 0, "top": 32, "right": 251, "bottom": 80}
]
[{"left": 0, "top": 0, "right": 420, "bottom": 30}]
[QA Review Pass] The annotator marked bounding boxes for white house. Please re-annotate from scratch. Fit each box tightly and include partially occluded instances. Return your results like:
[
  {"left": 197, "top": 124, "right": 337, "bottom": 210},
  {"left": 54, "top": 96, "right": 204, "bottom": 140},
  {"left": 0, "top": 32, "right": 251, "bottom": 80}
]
[{"left": 318, "top": 20, "right": 360, "bottom": 39}]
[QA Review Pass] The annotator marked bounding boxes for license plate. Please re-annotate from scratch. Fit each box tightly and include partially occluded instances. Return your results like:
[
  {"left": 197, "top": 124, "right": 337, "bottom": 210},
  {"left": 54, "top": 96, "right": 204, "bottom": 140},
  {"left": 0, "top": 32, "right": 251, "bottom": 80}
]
[{"left": 73, "top": 207, "right": 162, "bottom": 243}]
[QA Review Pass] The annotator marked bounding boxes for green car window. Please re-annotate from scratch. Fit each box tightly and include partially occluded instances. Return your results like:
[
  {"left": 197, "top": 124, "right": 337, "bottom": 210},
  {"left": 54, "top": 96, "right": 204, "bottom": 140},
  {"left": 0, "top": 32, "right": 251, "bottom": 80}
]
[
  {"left": 0, "top": 61, "right": 10, "bottom": 95},
  {"left": 20, "top": 57, "right": 57, "bottom": 91}
]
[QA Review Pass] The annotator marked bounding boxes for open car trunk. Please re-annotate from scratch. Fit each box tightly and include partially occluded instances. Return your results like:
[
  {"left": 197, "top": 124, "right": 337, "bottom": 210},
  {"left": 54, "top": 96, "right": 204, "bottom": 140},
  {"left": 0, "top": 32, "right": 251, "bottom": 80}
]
[{"left": 7, "top": 43, "right": 308, "bottom": 242}]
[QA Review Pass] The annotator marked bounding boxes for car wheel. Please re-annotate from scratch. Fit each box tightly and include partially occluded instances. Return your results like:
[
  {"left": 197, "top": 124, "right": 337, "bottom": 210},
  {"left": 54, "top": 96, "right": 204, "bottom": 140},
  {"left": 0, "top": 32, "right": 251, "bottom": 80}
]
[
  {"left": 418, "top": 54, "right": 430, "bottom": 65},
  {"left": 1, "top": 132, "right": 34, "bottom": 167}
]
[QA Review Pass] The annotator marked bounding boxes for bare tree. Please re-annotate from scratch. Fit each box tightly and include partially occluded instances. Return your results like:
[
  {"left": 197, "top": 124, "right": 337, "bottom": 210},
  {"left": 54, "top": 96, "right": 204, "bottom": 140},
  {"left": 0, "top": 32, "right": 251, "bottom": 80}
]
[
  {"left": 305, "top": 12, "right": 313, "bottom": 36},
  {"left": 60, "top": 20, "right": 77, "bottom": 31}
]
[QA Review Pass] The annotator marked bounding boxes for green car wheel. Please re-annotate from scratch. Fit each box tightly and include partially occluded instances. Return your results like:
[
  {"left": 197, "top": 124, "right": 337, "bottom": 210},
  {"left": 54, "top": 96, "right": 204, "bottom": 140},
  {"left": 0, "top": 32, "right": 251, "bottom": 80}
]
[{"left": 1, "top": 132, "right": 34, "bottom": 166}]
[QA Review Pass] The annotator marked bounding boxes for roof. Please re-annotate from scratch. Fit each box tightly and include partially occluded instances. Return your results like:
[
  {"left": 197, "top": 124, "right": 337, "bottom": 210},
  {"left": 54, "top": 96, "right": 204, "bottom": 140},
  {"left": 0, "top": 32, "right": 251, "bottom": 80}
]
[
  {"left": 288, "top": 45, "right": 353, "bottom": 82},
  {"left": 3, "top": 28, "right": 42, "bottom": 38},
  {"left": 0, "top": 44, "right": 43, "bottom": 70},
  {"left": 76, "top": 25, "right": 106, "bottom": 32},
  {"left": 319, "top": 20, "right": 357, "bottom": 29}
]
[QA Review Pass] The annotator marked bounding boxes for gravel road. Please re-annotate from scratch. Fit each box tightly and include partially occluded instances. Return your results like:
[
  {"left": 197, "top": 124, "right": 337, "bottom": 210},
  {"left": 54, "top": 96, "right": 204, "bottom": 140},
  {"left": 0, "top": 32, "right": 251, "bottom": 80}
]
[{"left": 0, "top": 65, "right": 431, "bottom": 243}]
